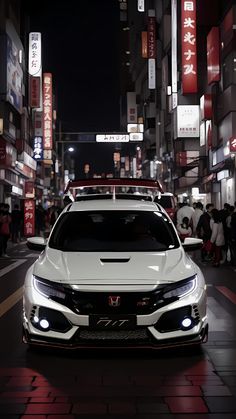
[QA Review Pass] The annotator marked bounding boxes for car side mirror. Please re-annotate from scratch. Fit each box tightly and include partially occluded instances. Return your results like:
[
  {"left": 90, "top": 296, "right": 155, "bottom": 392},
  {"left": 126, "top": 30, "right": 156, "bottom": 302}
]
[
  {"left": 182, "top": 237, "right": 203, "bottom": 252},
  {"left": 26, "top": 237, "right": 47, "bottom": 251}
]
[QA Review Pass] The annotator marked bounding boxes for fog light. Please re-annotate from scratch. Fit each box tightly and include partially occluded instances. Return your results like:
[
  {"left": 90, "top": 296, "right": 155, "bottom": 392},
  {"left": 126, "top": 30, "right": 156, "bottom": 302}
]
[
  {"left": 182, "top": 317, "right": 192, "bottom": 329},
  {"left": 39, "top": 319, "right": 50, "bottom": 330}
]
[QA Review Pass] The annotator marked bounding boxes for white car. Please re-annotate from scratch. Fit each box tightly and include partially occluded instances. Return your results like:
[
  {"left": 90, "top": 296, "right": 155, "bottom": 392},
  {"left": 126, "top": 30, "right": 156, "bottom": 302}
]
[{"left": 23, "top": 184, "right": 208, "bottom": 350}]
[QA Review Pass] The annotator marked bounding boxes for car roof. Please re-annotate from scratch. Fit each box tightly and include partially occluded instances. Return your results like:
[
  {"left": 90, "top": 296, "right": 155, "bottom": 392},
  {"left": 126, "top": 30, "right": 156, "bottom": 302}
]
[{"left": 64, "top": 199, "right": 164, "bottom": 213}]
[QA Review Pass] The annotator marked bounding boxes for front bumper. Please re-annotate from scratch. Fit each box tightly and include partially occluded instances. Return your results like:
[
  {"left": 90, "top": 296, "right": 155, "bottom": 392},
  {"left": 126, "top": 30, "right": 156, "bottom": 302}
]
[
  {"left": 23, "top": 322, "right": 208, "bottom": 350},
  {"left": 23, "top": 288, "right": 208, "bottom": 350}
]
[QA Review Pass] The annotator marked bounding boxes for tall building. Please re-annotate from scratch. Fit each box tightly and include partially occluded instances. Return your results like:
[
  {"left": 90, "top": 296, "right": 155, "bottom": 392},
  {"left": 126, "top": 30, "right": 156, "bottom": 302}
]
[{"left": 120, "top": 0, "right": 236, "bottom": 207}]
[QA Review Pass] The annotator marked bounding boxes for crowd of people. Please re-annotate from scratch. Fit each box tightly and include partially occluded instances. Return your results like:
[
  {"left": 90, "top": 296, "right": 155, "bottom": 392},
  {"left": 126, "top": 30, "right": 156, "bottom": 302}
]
[{"left": 175, "top": 201, "right": 236, "bottom": 267}]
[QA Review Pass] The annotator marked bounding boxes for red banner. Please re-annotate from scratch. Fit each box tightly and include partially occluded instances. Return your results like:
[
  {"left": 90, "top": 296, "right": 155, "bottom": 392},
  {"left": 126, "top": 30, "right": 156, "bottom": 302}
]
[
  {"left": 24, "top": 199, "right": 35, "bottom": 237},
  {"left": 181, "top": 0, "right": 197, "bottom": 93},
  {"left": 43, "top": 73, "right": 53, "bottom": 150},
  {"left": 207, "top": 27, "right": 220, "bottom": 84},
  {"left": 29, "top": 76, "right": 40, "bottom": 108}
]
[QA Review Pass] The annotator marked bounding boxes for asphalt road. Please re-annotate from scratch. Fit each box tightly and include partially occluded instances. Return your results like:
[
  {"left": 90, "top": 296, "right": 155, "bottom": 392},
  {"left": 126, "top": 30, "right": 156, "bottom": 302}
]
[{"left": 0, "top": 241, "right": 236, "bottom": 418}]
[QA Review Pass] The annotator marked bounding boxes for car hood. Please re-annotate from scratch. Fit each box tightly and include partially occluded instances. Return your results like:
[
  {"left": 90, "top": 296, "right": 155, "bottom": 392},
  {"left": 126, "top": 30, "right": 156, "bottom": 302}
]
[{"left": 33, "top": 247, "right": 196, "bottom": 291}]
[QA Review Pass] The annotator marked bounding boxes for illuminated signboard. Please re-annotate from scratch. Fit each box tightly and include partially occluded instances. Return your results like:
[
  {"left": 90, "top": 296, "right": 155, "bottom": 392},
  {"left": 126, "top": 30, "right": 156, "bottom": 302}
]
[
  {"left": 43, "top": 73, "right": 53, "bottom": 150},
  {"left": 24, "top": 199, "right": 35, "bottom": 237},
  {"left": 181, "top": 0, "right": 197, "bottom": 93},
  {"left": 28, "top": 32, "right": 41, "bottom": 76},
  {"left": 129, "top": 133, "right": 143, "bottom": 142},
  {"left": 96, "top": 134, "right": 129, "bottom": 143},
  {"left": 177, "top": 105, "right": 200, "bottom": 137},
  {"left": 33, "top": 136, "right": 43, "bottom": 160}
]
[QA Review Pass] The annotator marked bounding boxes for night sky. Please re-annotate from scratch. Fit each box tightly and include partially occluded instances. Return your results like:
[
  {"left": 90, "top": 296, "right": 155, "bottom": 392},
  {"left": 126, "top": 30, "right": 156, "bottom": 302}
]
[{"left": 23, "top": 0, "right": 121, "bottom": 176}]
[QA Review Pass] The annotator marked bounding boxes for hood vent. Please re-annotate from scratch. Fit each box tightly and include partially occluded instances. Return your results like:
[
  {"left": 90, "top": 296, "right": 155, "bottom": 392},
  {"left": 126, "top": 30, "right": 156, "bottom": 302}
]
[{"left": 100, "top": 258, "right": 130, "bottom": 263}]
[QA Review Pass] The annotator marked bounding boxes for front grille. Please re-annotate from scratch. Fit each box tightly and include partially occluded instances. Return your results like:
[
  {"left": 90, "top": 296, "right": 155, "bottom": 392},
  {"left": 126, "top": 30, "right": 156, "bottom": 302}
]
[
  {"left": 79, "top": 328, "right": 149, "bottom": 341},
  {"left": 52, "top": 287, "right": 174, "bottom": 315},
  {"left": 45, "top": 276, "right": 196, "bottom": 316}
]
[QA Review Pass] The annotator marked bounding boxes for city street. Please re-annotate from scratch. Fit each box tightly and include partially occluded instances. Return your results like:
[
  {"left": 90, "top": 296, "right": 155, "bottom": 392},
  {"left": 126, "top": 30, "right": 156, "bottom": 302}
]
[{"left": 0, "top": 242, "right": 236, "bottom": 417}]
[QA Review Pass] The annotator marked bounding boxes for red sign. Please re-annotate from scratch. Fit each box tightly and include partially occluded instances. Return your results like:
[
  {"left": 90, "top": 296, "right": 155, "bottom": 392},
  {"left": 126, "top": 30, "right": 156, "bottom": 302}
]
[
  {"left": 43, "top": 73, "right": 53, "bottom": 150},
  {"left": 207, "top": 27, "right": 220, "bottom": 85},
  {"left": 181, "top": 0, "right": 197, "bottom": 93},
  {"left": 200, "top": 94, "right": 212, "bottom": 120},
  {"left": 24, "top": 199, "right": 35, "bottom": 237},
  {"left": 29, "top": 76, "right": 40, "bottom": 108},
  {"left": 148, "top": 16, "right": 156, "bottom": 59},
  {"left": 230, "top": 137, "right": 236, "bottom": 153}
]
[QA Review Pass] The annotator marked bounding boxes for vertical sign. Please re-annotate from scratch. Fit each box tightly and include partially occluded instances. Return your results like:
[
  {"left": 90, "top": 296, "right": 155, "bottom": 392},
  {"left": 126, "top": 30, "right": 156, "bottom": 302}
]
[
  {"left": 29, "top": 76, "right": 40, "bottom": 108},
  {"left": 181, "top": 0, "right": 197, "bottom": 93},
  {"left": 207, "top": 27, "right": 220, "bottom": 84},
  {"left": 171, "top": 0, "right": 178, "bottom": 107},
  {"left": 43, "top": 73, "right": 53, "bottom": 150},
  {"left": 28, "top": 33, "right": 41, "bottom": 76},
  {"left": 24, "top": 199, "right": 35, "bottom": 237},
  {"left": 148, "top": 10, "right": 156, "bottom": 89}
]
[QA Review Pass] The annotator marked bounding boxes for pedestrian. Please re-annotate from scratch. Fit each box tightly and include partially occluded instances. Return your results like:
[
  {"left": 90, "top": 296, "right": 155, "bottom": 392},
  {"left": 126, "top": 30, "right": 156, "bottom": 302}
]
[
  {"left": 0, "top": 204, "right": 12, "bottom": 257},
  {"left": 35, "top": 204, "right": 46, "bottom": 237},
  {"left": 176, "top": 202, "right": 194, "bottom": 229},
  {"left": 219, "top": 203, "right": 231, "bottom": 263},
  {"left": 192, "top": 202, "right": 203, "bottom": 236},
  {"left": 11, "top": 204, "right": 23, "bottom": 243},
  {"left": 177, "top": 216, "right": 192, "bottom": 242},
  {"left": 210, "top": 209, "right": 225, "bottom": 267},
  {"left": 196, "top": 203, "right": 214, "bottom": 261}
]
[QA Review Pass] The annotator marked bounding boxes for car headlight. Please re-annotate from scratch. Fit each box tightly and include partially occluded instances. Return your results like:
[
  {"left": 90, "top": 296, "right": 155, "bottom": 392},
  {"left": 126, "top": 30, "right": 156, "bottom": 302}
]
[
  {"left": 33, "top": 276, "right": 66, "bottom": 300},
  {"left": 163, "top": 276, "right": 196, "bottom": 299}
]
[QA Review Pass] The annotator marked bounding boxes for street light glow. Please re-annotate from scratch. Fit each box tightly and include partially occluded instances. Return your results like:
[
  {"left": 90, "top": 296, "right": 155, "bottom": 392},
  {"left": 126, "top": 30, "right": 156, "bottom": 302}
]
[{"left": 68, "top": 147, "right": 74, "bottom": 152}]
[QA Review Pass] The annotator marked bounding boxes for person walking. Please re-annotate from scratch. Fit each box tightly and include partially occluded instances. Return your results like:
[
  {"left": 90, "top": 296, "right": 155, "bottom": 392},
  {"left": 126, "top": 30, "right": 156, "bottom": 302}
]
[
  {"left": 192, "top": 202, "right": 203, "bottom": 236},
  {"left": 11, "top": 204, "right": 23, "bottom": 243},
  {"left": 196, "top": 203, "right": 214, "bottom": 261},
  {"left": 0, "top": 204, "right": 12, "bottom": 257},
  {"left": 210, "top": 208, "right": 225, "bottom": 267}
]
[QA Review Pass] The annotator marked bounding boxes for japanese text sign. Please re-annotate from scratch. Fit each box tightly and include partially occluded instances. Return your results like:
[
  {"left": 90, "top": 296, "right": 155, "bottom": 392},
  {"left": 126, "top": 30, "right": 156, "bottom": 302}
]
[
  {"left": 148, "top": 13, "right": 156, "bottom": 59},
  {"left": 181, "top": 0, "right": 197, "bottom": 93},
  {"left": 28, "top": 33, "right": 41, "bottom": 76},
  {"left": 24, "top": 199, "right": 35, "bottom": 237},
  {"left": 43, "top": 73, "right": 53, "bottom": 150},
  {"left": 33, "top": 136, "right": 43, "bottom": 160}
]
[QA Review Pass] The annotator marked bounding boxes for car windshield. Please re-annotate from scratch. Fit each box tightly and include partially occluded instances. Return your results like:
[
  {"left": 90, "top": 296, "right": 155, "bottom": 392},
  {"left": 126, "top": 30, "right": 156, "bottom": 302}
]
[{"left": 49, "top": 210, "right": 179, "bottom": 252}]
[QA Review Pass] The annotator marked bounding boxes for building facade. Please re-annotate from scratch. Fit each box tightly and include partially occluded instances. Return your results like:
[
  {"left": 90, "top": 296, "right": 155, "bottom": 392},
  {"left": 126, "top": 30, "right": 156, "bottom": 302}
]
[{"left": 119, "top": 0, "right": 236, "bottom": 208}]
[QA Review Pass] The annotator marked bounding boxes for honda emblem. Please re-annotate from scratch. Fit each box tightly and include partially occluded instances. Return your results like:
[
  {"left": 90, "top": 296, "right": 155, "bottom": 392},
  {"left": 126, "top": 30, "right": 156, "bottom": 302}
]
[{"left": 108, "top": 296, "right": 121, "bottom": 307}]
